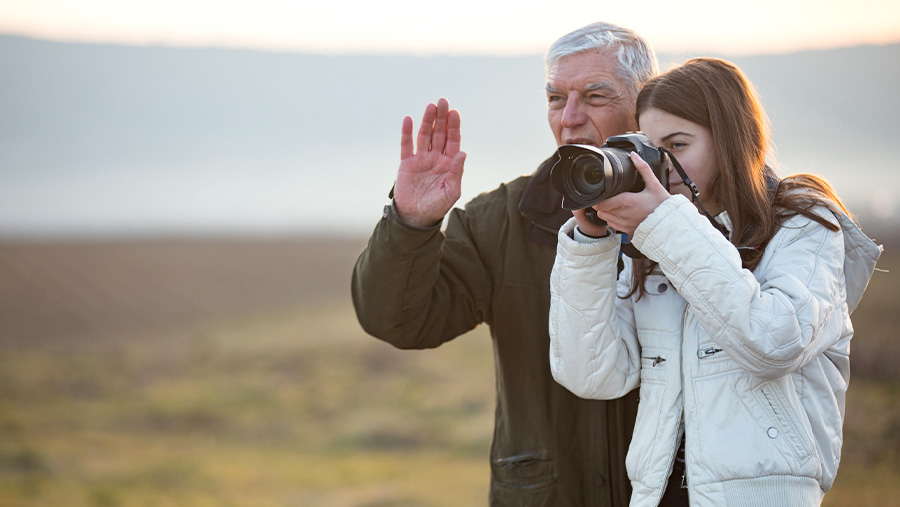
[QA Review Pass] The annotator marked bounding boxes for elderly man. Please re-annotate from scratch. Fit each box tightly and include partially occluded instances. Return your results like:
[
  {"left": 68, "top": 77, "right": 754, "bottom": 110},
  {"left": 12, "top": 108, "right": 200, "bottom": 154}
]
[{"left": 352, "top": 22, "right": 658, "bottom": 506}]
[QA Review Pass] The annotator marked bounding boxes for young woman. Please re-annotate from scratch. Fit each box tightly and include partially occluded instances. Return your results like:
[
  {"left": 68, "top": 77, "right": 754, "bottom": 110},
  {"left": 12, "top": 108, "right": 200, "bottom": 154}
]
[{"left": 548, "top": 58, "right": 882, "bottom": 507}]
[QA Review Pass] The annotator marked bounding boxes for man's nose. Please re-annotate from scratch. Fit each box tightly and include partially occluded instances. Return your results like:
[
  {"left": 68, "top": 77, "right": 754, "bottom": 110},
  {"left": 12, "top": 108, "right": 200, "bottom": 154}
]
[{"left": 560, "top": 96, "right": 586, "bottom": 128}]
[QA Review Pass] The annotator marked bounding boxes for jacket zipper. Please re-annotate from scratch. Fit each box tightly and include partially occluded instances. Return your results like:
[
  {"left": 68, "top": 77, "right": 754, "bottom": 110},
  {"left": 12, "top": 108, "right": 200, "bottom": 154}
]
[
  {"left": 655, "top": 410, "right": 682, "bottom": 506},
  {"left": 643, "top": 355, "right": 666, "bottom": 367},
  {"left": 697, "top": 346, "right": 723, "bottom": 359},
  {"left": 681, "top": 304, "right": 693, "bottom": 506},
  {"left": 653, "top": 304, "right": 690, "bottom": 507}
]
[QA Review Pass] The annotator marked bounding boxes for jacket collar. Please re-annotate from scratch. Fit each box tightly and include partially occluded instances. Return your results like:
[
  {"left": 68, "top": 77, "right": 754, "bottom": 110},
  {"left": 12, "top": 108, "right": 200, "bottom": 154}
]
[
  {"left": 834, "top": 211, "right": 882, "bottom": 314},
  {"left": 519, "top": 153, "right": 572, "bottom": 247}
]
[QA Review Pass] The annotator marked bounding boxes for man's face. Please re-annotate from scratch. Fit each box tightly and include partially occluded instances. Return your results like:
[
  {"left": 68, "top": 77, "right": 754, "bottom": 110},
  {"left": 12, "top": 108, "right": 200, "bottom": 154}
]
[{"left": 546, "top": 49, "right": 637, "bottom": 147}]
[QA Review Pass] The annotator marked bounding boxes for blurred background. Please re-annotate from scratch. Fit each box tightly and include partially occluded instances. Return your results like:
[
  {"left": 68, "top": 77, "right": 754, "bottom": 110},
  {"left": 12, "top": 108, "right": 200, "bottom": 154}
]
[{"left": 0, "top": 1, "right": 898, "bottom": 505}]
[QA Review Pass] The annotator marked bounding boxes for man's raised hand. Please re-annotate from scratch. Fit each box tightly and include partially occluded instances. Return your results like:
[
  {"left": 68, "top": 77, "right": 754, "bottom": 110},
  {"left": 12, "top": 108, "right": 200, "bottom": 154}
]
[{"left": 393, "top": 98, "right": 467, "bottom": 228}]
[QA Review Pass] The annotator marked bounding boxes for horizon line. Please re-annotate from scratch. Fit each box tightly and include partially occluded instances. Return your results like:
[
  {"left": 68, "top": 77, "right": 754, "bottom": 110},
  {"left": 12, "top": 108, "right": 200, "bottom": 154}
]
[{"left": 3, "top": 30, "right": 899, "bottom": 60}]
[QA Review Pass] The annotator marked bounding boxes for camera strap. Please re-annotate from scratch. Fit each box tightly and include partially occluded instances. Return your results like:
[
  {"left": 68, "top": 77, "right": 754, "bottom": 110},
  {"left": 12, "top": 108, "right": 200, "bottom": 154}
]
[{"left": 658, "top": 147, "right": 730, "bottom": 238}]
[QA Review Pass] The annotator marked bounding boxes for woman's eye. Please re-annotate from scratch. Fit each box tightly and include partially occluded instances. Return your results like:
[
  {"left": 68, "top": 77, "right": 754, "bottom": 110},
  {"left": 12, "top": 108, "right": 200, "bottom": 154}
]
[{"left": 670, "top": 142, "right": 686, "bottom": 150}]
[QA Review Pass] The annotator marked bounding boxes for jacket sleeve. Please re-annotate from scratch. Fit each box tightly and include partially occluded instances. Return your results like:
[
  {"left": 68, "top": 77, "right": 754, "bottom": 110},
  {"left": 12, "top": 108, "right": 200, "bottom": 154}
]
[
  {"left": 549, "top": 217, "right": 641, "bottom": 399},
  {"left": 351, "top": 202, "right": 492, "bottom": 349},
  {"left": 632, "top": 195, "right": 846, "bottom": 379}
]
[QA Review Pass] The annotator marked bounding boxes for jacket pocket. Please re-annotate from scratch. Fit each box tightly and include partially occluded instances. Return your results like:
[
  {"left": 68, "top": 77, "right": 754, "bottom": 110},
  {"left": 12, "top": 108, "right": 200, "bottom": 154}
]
[
  {"left": 695, "top": 341, "right": 741, "bottom": 378},
  {"left": 751, "top": 380, "right": 816, "bottom": 466},
  {"left": 491, "top": 450, "right": 557, "bottom": 492},
  {"left": 691, "top": 373, "right": 817, "bottom": 482}
]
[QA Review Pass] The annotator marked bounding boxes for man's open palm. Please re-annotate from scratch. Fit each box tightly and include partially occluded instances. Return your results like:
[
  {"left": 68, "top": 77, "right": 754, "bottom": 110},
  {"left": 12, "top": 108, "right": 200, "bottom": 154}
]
[{"left": 393, "top": 98, "right": 467, "bottom": 228}]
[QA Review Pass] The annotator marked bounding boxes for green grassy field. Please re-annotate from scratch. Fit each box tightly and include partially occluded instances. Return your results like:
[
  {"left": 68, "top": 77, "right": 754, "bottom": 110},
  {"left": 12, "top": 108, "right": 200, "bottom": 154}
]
[
  {"left": 0, "top": 302, "right": 496, "bottom": 506},
  {"left": 0, "top": 237, "right": 896, "bottom": 506}
]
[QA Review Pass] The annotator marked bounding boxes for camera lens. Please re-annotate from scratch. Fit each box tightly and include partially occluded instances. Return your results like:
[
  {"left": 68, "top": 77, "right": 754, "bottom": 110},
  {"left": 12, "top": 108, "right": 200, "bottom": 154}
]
[
  {"left": 576, "top": 156, "right": 603, "bottom": 185},
  {"left": 570, "top": 154, "right": 606, "bottom": 196}
]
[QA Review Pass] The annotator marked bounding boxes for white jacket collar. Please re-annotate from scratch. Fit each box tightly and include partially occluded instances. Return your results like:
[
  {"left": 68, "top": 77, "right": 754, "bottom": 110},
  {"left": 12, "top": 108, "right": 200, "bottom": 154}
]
[{"left": 835, "top": 210, "right": 882, "bottom": 314}]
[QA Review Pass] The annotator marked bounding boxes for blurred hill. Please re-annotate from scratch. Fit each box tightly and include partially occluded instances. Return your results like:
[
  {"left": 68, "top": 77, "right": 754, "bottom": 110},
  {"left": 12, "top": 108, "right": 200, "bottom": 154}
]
[
  {"left": 0, "top": 236, "right": 368, "bottom": 344},
  {"left": 0, "top": 234, "right": 895, "bottom": 376},
  {"left": 0, "top": 35, "right": 898, "bottom": 237}
]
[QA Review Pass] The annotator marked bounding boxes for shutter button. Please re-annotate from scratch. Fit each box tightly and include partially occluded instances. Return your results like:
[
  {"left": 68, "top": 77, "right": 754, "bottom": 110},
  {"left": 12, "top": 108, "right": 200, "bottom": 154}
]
[{"left": 658, "top": 283, "right": 668, "bottom": 293}]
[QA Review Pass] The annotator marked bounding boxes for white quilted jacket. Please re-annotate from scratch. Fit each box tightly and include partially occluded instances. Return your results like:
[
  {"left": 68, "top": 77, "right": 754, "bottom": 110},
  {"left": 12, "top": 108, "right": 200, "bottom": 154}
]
[{"left": 549, "top": 194, "right": 881, "bottom": 507}]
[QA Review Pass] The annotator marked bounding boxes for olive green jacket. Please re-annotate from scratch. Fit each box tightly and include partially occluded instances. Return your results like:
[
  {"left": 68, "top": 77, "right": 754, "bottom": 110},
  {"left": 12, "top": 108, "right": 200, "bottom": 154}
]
[{"left": 352, "top": 155, "right": 639, "bottom": 506}]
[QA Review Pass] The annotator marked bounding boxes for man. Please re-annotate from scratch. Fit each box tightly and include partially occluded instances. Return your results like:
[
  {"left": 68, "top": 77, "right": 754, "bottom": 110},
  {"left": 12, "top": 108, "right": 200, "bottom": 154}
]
[{"left": 352, "top": 22, "right": 658, "bottom": 506}]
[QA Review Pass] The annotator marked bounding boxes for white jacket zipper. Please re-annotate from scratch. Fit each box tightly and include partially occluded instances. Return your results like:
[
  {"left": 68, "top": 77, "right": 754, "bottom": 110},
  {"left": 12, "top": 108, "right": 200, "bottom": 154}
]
[
  {"left": 653, "top": 303, "right": 691, "bottom": 506},
  {"left": 697, "top": 346, "right": 723, "bottom": 359},
  {"left": 682, "top": 304, "right": 693, "bottom": 505}
]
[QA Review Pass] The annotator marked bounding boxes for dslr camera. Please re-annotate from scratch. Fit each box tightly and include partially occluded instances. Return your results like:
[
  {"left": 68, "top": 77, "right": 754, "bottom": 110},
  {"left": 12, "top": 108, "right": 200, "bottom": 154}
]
[{"left": 551, "top": 132, "right": 668, "bottom": 210}]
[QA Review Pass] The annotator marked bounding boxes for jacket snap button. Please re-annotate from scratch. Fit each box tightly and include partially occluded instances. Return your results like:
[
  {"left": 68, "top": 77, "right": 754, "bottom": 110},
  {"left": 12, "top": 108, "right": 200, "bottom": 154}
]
[
  {"left": 593, "top": 473, "right": 606, "bottom": 487},
  {"left": 657, "top": 283, "right": 667, "bottom": 293},
  {"left": 767, "top": 427, "right": 778, "bottom": 438}
]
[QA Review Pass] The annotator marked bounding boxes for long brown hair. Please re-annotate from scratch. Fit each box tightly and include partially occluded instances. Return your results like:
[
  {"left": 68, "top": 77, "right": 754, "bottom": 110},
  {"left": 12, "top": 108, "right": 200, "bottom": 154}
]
[{"left": 628, "top": 58, "right": 848, "bottom": 299}]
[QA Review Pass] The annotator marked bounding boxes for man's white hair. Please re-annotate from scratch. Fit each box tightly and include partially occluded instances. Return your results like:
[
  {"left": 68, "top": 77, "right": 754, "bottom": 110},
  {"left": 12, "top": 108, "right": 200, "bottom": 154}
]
[{"left": 545, "top": 22, "right": 659, "bottom": 100}]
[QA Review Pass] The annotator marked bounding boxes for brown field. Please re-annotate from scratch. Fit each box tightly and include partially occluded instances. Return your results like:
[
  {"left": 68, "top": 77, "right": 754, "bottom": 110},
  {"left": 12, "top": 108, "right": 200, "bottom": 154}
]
[{"left": 0, "top": 234, "right": 897, "bottom": 506}]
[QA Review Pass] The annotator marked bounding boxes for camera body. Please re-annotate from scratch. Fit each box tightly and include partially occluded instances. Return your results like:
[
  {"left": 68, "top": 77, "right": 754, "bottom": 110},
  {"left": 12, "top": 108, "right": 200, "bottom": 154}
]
[{"left": 551, "top": 132, "right": 668, "bottom": 210}]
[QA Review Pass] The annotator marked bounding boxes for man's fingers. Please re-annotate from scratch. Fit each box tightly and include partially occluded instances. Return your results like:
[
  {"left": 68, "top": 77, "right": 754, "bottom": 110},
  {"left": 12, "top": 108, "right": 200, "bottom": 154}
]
[
  {"left": 404, "top": 100, "right": 462, "bottom": 162},
  {"left": 400, "top": 116, "right": 414, "bottom": 160},
  {"left": 450, "top": 150, "right": 467, "bottom": 176},
  {"left": 416, "top": 102, "right": 437, "bottom": 152},
  {"left": 432, "top": 98, "right": 449, "bottom": 153},
  {"left": 446, "top": 109, "right": 461, "bottom": 155}
]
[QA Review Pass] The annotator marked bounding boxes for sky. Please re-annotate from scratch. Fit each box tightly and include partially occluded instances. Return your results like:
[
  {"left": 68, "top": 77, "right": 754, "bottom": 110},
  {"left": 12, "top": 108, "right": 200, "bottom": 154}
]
[
  {"left": 1, "top": 0, "right": 898, "bottom": 237},
  {"left": 1, "top": 0, "right": 898, "bottom": 56}
]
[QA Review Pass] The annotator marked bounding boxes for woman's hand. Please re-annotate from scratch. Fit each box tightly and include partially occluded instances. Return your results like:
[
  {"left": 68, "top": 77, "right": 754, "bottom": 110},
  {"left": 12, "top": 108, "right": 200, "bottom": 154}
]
[
  {"left": 571, "top": 208, "right": 610, "bottom": 238},
  {"left": 593, "top": 152, "right": 670, "bottom": 236}
]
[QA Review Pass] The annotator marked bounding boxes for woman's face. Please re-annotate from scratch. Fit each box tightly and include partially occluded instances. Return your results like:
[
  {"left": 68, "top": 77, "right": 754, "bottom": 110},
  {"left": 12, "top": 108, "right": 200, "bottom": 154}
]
[{"left": 638, "top": 107, "right": 722, "bottom": 215}]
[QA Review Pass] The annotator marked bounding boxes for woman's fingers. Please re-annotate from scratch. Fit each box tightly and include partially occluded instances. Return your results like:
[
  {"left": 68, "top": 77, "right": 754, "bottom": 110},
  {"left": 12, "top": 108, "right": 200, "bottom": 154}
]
[
  {"left": 590, "top": 154, "right": 670, "bottom": 235},
  {"left": 630, "top": 152, "right": 667, "bottom": 195}
]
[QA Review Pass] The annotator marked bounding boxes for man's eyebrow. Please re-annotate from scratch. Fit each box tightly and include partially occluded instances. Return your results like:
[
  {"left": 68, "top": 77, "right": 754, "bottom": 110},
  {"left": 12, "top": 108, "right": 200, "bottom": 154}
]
[
  {"left": 546, "top": 82, "right": 617, "bottom": 94},
  {"left": 584, "top": 82, "right": 615, "bottom": 92},
  {"left": 660, "top": 132, "right": 694, "bottom": 143}
]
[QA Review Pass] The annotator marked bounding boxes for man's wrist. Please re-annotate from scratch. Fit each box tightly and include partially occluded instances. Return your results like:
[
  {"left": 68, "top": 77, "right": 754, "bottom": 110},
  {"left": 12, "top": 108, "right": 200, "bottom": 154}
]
[{"left": 387, "top": 201, "right": 443, "bottom": 231}]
